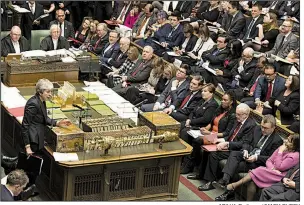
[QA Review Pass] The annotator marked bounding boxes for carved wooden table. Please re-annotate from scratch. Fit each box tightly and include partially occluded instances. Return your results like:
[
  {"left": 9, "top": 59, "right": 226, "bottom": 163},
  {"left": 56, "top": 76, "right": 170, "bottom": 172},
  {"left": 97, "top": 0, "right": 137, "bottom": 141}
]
[
  {"left": 40, "top": 139, "right": 191, "bottom": 201},
  {"left": 4, "top": 60, "right": 79, "bottom": 86}
]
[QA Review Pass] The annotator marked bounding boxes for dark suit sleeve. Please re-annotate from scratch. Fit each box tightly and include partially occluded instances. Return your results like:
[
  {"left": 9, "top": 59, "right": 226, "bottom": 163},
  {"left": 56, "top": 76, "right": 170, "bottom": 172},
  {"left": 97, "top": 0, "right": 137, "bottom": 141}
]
[
  {"left": 277, "top": 92, "right": 300, "bottom": 115},
  {"left": 205, "top": 50, "right": 229, "bottom": 65},
  {"left": 21, "top": 100, "right": 38, "bottom": 146},
  {"left": 168, "top": 31, "right": 184, "bottom": 49},
  {"left": 171, "top": 86, "right": 189, "bottom": 108},
  {"left": 127, "top": 63, "right": 152, "bottom": 83},
  {"left": 254, "top": 78, "right": 264, "bottom": 100},
  {"left": 227, "top": 18, "right": 246, "bottom": 38},
  {"left": 109, "top": 53, "right": 127, "bottom": 68},
  {"left": 239, "top": 66, "right": 255, "bottom": 83},
  {"left": 229, "top": 121, "right": 256, "bottom": 150},
  {"left": 190, "top": 101, "right": 218, "bottom": 126},
  {"left": 101, "top": 46, "right": 120, "bottom": 63},
  {"left": 94, "top": 40, "right": 108, "bottom": 55},
  {"left": 222, "top": 112, "right": 236, "bottom": 139},
  {"left": 40, "top": 37, "right": 49, "bottom": 51},
  {"left": 1, "top": 39, "right": 9, "bottom": 57},
  {"left": 257, "top": 136, "right": 283, "bottom": 165}
]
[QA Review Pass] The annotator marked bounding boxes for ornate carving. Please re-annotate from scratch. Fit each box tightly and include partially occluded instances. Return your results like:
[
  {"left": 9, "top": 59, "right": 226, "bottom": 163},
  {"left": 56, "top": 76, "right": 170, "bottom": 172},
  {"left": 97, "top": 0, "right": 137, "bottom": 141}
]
[
  {"left": 108, "top": 169, "right": 136, "bottom": 199},
  {"left": 142, "top": 166, "right": 170, "bottom": 195}
]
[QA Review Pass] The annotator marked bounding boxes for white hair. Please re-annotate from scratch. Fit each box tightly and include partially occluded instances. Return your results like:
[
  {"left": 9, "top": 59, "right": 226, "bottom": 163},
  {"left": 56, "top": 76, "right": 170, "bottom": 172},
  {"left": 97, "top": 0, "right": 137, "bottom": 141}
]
[
  {"left": 50, "top": 24, "right": 60, "bottom": 34},
  {"left": 236, "top": 103, "right": 250, "bottom": 115},
  {"left": 36, "top": 78, "right": 53, "bottom": 93}
]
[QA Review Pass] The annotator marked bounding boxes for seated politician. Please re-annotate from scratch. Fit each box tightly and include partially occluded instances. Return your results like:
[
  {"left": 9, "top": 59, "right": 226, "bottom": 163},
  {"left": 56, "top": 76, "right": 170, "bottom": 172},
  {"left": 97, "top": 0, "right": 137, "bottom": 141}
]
[
  {"left": 40, "top": 24, "right": 70, "bottom": 51},
  {"left": 1, "top": 26, "right": 30, "bottom": 57}
]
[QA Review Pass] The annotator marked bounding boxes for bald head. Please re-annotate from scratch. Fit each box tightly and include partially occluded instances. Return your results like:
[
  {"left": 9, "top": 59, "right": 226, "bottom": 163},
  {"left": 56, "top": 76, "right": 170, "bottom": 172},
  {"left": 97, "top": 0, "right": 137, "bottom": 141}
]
[{"left": 10, "top": 26, "right": 21, "bottom": 42}]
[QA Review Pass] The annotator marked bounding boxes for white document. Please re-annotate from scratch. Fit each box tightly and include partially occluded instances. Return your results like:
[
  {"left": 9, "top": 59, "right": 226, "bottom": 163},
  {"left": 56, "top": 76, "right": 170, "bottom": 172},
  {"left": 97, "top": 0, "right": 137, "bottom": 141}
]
[
  {"left": 11, "top": 5, "right": 30, "bottom": 13},
  {"left": 152, "top": 40, "right": 162, "bottom": 46},
  {"left": 53, "top": 152, "right": 79, "bottom": 162},
  {"left": 173, "top": 59, "right": 182, "bottom": 68},
  {"left": 61, "top": 56, "right": 76, "bottom": 63},
  {"left": 117, "top": 24, "right": 132, "bottom": 37},
  {"left": 187, "top": 130, "right": 203, "bottom": 139},
  {"left": 166, "top": 51, "right": 180, "bottom": 57},
  {"left": 204, "top": 65, "right": 217, "bottom": 76},
  {"left": 22, "top": 50, "right": 47, "bottom": 58},
  {"left": 83, "top": 81, "right": 104, "bottom": 87}
]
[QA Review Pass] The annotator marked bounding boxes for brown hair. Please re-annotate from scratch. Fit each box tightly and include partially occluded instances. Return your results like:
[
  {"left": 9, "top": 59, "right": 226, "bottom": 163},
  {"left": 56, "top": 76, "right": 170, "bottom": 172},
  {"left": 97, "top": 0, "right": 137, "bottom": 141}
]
[
  {"left": 263, "top": 12, "right": 278, "bottom": 31},
  {"left": 203, "top": 83, "right": 216, "bottom": 94},
  {"left": 198, "top": 24, "right": 210, "bottom": 41},
  {"left": 163, "top": 64, "right": 177, "bottom": 80},
  {"left": 289, "top": 75, "right": 300, "bottom": 92},
  {"left": 127, "top": 46, "right": 139, "bottom": 61},
  {"left": 151, "top": 57, "right": 165, "bottom": 78}
]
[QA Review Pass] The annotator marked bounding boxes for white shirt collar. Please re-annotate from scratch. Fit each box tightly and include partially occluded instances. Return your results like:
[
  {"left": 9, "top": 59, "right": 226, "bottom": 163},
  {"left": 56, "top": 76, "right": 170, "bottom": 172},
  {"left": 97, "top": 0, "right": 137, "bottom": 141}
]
[{"left": 5, "top": 185, "right": 14, "bottom": 197}]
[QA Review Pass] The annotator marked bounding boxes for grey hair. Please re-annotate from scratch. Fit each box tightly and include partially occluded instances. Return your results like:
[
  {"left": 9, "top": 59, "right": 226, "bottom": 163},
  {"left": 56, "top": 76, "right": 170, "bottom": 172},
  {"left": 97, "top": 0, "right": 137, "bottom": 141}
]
[
  {"left": 50, "top": 24, "right": 60, "bottom": 34},
  {"left": 36, "top": 78, "right": 53, "bottom": 93},
  {"left": 262, "top": 114, "right": 276, "bottom": 127},
  {"left": 6, "top": 169, "right": 29, "bottom": 187},
  {"left": 97, "top": 23, "right": 108, "bottom": 31},
  {"left": 243, "top": 47, "right": 254, "bottom": 57},
  {"left": 120, "top": 37, "right": 130, "bottom": 45},
  {"left": 236, "top": 103, "right": 250, "bottom": 115},
  {"left": 143, "top": 45, "right": 154, "bottom": 53}
]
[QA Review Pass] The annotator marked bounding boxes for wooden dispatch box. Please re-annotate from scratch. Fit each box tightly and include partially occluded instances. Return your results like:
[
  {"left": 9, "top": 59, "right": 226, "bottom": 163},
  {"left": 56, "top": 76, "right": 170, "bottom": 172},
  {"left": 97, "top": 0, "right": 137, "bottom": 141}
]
[
  {"left": 45, "top": 123, "right": 84, "bottom": 152},
  {"left": 138, "top": 112, "right": 180, "bottom": 136}
]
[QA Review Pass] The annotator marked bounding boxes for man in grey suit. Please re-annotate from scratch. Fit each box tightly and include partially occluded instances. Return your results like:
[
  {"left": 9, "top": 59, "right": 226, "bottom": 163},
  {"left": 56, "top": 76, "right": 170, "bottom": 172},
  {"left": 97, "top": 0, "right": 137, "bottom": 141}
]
[
  {"left": 50, "top": 9, "right": 75, "bottom": 40},
  {"left": 141, "top": 64, "right": 190, "bottom": 112},
  {"left": 132, "top": 4, "right": 157, "bottom": 40},
  {"left": 112, "top": 46, "right": 154, "bottom": 96},
  {"left": 265, "top": 20, "right": 298, "bottom": 59}
]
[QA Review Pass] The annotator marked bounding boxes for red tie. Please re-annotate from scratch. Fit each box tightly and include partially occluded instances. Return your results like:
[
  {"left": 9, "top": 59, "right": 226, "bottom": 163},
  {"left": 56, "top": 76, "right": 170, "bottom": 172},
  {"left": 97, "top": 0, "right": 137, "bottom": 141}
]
[
  {"left": 265, "top": 82, "right": 273, "bottom": 101},
  {"left": 131, "top": 62, "right": 144, "bottom": 77},
  {"left": 228, "top": 122, "right": 242, "bottom": 142},
  {"left": 94, "top": 38, "right": 102, "bottom": 50},
  {"left": 249, "top": 76, "right": 261, "bottom": 93},
  {"left": 180, "top": 94, "right": 191, "bottom": 108}
]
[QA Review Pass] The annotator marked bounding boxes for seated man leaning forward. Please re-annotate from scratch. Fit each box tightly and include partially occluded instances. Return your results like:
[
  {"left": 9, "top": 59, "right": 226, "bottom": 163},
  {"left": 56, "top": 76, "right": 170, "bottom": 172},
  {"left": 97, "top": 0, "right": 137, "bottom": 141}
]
[{"left": 40, "top": 24, "right": 70, "bottom": 51}]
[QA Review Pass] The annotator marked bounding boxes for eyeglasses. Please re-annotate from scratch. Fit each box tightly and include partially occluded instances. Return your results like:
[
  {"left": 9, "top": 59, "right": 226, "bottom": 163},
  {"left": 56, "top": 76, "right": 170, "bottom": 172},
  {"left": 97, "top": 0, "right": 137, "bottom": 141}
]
[
  {"left": 281, "top": 25, "right": 291, "bottom": 28},
  {"left": 177, "top": 69, "right": 186, "bottom": 74}
]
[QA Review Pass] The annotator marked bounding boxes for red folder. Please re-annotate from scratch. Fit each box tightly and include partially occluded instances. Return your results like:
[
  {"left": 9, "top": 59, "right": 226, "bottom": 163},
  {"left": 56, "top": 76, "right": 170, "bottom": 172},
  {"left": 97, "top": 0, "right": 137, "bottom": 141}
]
[
  {"left": 105, "top": 20, "right": 118, "bottom": 26},
  {"left": 201, "top": 144, "right": 217, "bottom": 152},
  {"left": 8, "top": 106, "right": 25, "bottom": 118}
]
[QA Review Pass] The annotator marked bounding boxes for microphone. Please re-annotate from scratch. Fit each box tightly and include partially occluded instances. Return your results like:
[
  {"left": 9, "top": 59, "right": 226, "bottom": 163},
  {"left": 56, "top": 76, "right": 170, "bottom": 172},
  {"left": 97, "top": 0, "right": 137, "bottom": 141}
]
[
  {"left": 133, "top": 99, "right": 148, "bottom": 109},
  {"left": 72, "top": 104, "right": 84, "bottom": 110}
]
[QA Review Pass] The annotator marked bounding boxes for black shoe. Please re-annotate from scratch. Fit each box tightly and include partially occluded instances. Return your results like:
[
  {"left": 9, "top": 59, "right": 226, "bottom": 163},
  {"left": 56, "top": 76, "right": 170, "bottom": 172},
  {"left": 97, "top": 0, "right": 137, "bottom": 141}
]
[
  {"left": 215, "top": 189, "right": 235, "bottom": 201},
  {"left": 217, "top": 178, "right": 228, "bottom": 188},
  {"left": 187, "top": 174, "right": 201, "bottom": 180},
  {"left": 21, "top": 185, "right": 39, "bottom": 201},
  {"left": 180, "top": 165, "right": 193, "bottom": 175},
  {"left": 198, "top": 181, "right": 215, "bottom": 191},
  {"left": 2, "top": 161, "right": 18, "bottom": 175},
  {"left": 2, "top": 155, "right": 18, "bottom": 162}
]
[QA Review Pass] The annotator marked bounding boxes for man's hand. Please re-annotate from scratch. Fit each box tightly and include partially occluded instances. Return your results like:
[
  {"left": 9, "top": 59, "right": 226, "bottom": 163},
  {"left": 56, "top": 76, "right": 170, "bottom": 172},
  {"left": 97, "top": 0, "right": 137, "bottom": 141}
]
[
  {"left": 255, "top": 99, "right": 262, "bottom": 107},
  {"left": 122, "top": 81, "right": 128, "bottom": 88},
  {"left": 121, "top": 76, "right": 127, "bottom": 82},
  {"left": 215, "top": 69, "right": 223, "bottom": 76},
  {"left": 25, "top": 146, "right": 34, "bottom": 155},
  {"left": 283, "top": 178, "right": 296, "bottom": 188},
  {"left": 33, "top": 20, "right": 40, "bottom": 25},
  {"left": 200, "top": 127, "right": 211, "bottom": 135},
  {"left": 245, "top": 155, "right": 257, "bottom": 163},
  {"left": 65, "top": 10, "right": 70, "bottom": 15},
  {"left": 274, "top": 100, "right": 281, "bottom": 107},
  {"left": 243, "top": 150, "right": 249, "bottom": 159},
  {"left": 153, "top": 104, "right": 160, "bottom": 111},
  {"left": 279, "top": 144, "right": 287, "bottom": 153},
  {"left": 161, "top": 42, "right": 168, "bottom": 48},
  {"left": 163, "top": 107, "right": 173, "bottom": 114},
  {"left": 185, "top": 119, "right": 191, "bottom": 127},
  {"left": 261, "top": 40, "right": 269, "bottom": 45},
  {"left": 59, "top": 3, "right": 64, "bottom": 8},
  {"left": 216, "top": 142, "right": 228, "bottom": 151},
  {"left": 56, "top": 119, "right": 72, "bottom": 127},
  {"left": 106, "top": 72, "right": 114, "bottom": 77}
]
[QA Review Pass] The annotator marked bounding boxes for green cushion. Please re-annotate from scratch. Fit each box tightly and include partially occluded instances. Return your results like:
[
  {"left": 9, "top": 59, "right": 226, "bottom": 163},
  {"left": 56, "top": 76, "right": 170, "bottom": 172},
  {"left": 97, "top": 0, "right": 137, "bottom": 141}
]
[{"left": 31, "top": 30, "right": 50, "bottom": 50}]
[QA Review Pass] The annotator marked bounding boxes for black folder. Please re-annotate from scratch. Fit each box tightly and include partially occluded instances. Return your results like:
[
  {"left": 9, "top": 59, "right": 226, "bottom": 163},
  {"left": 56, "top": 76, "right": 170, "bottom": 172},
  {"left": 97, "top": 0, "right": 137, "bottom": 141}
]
[{"left": 16, "top": 152, "right": 43, "bottom": 176}]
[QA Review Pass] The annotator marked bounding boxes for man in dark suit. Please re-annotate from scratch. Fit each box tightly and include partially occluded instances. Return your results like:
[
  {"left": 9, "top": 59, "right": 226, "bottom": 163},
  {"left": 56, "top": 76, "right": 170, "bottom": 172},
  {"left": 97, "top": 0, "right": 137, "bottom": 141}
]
[
  {"left": 141, "top": 64, "right": 190, "bottom": 112},
  {"left": 21, "top": 79, "right": 71, "bottom": 155},
  {"left": 198, "top": 103, "right": 256, "bottom": 191},
  {"left": 20, "top": 1, "right": 44, "bottom": 41},
  {"left": 169, "top": 75, "right": 204, "bottom": 122},
  {"left": 260, "top": 163, "right": 300, "bottom": 201},
  {"left": 1, "top": 169, "right": 29, "bottom": 201},
  {"left": 198, "top": 34, "right": 230, "bottom": 83},
  {"left": 219, "top": 115, "right": 283, "bottom": 186},
  {"left": 49, "top": 9, "right": 75, "bottom": 40},
  {"left": 1, "top": 26, "right": 30, "bottom": 57},
  {"left": 245, "top": 64, "right": 285, "bottom": 109},
  {"left": 229, "top": 47, "right": 257, "bottom": 98},
  {"left": 99, "top": 30, "right": 120, "bottom": 70},
  {"left": 112, "top": 46, "right": 154, "bottom": 96},
  {"left": 239, "top": 4, "right": 264, "bottom": 42},
  {"left": 40, "top": 24, "right": 70, "bottom": 51},
  {"left": 174, "top": 1, "right": 196, "bottom": 19},
  {"left": 88, "top": 23, "right": 109, "bottom": 55},
  {"left": 151, "top": 10, "right": 184, "bottom": 56},
  {"left": 221, "top": 1, "right": 246, "bottom": 39},
  {"left": 100, "top": 37, "right": 130, "bottom": 77},
  {"left": 265, "top": 20, "right": 298, "bottom": 59}
]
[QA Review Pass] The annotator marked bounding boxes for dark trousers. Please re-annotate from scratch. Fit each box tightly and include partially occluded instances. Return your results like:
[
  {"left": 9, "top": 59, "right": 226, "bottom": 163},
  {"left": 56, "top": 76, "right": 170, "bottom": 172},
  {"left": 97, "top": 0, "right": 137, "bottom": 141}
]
[
  {"left": 203, "top": 151, "right": 230, "bottom": 182},
  {"left": 222, "top": 151, "right": 259, "bottom": 180},
  {"left": 171, "top": 111, "right": 189, "bottom": 122},
  {"left": 260, "top": 182, "right": 299, "bottom": 201}
]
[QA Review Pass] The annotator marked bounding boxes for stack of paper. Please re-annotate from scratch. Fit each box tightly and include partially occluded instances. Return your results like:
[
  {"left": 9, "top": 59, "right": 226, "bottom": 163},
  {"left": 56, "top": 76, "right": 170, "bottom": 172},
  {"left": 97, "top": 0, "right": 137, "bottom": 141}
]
[{"left": 53, "top": 152, "right": 79, "bottom": 161}]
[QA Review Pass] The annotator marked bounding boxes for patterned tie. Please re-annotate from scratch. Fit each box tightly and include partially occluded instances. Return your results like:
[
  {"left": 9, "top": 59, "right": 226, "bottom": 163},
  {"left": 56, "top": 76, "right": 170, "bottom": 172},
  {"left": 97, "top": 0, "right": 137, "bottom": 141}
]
[
  {"left": 228, "top": 122, "right": 242, "bottom": 141},
  {"left": 59, "top": 23, "right": 63, "bottom": 36},
  {"left": 276, "top": 36, "right": 285, "bottom": 55},
  {"left": 30, "top": 4, "right": 34, "bottom": 15},
  {"left": 265, "top": 82, "right": 273, "bottom": 101},
  {"left": 137, "top": 17, "right": 149, "bottom": 36},
  {"left": 94, "top": 37, "right": 102, "bottom": 50},
  {"left": 249, "top": 76, "right": 261, "bottom": 93},
  {"left": 245, "top": 18, "right": 255, "bottom": 39},
  {"left": 118, "top": 5, "right": 128, "bottom": 21},
  {"left": 256, "top": 135, "right": 267, "bottom": 148}
]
